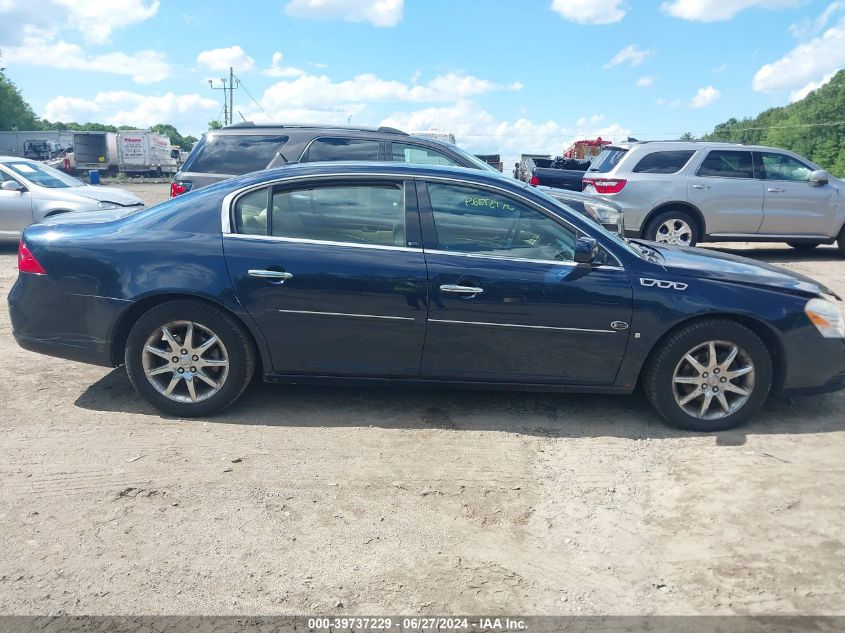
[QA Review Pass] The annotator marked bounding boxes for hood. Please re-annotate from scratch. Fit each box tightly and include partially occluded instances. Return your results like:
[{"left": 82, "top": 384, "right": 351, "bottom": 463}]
[
  {"left": 63, "top": 185, "right": 143, "bottom": 206},
  {"left": 642, "top": 242, "right": 836, "bottom": 298}
]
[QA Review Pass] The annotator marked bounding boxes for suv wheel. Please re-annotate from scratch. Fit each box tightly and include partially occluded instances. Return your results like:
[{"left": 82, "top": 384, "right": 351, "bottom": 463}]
[
  {"left": 644, "top": 319, "right": 772, "bottom": 432},
  {"left": 645, "top": 210, "right": 700, "bottom": 247},
  {"left": 125, "top": 300, "right": 255, "bottom": 417}
]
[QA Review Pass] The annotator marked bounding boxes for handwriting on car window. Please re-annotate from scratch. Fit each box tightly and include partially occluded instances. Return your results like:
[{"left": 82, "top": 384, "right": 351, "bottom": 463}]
[{"left": 464, "top": 197, "right": 516, "bottom": 211}]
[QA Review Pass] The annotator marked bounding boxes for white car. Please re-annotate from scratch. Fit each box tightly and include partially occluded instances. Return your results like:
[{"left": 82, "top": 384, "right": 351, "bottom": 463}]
[{"left": 0, "top": 157, "right": 143, "bottom": 241}]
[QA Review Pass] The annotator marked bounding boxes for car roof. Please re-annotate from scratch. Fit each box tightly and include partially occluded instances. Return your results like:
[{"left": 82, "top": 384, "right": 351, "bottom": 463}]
[
  {"left": 250, "top": 160, "right": 508, "bottom": 182},
  {"left": 608, "top": 140, "right": 800, "bottom": 153},
  {"left": 0, "top": 156, "right": 33, "bottom": 162},
  {"left": 213, "top": 122, "right": 409, "bottom": 136}
]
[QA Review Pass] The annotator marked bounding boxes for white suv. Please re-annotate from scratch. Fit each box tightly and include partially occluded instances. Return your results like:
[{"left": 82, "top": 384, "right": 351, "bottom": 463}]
[{"left": 583, "top": 141, "right": 845, "bottom": 253}]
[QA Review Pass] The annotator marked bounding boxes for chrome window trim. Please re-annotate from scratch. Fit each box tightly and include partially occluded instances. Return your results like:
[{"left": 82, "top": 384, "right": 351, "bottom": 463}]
[
  {"left": 224, "top": 232, "right": 421, "bottom": 253},
  {"left": 220, "top": 171, "right": 625, "bottom": 268},
  {"left": 278, "top": 309, "right": 415, "bottom": 321},
  {"left": 424, "top": 248, "right": 624, "bottom": 271},
  {"left": 429, "top": 319, "right": 616, "bottom": 334}
]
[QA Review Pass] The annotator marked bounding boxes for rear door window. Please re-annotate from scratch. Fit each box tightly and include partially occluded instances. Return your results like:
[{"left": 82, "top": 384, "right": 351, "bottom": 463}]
[
  {"left": 633, "top": 150, "right": 695, "bottom": 174},
  {"left": 391, "top": 143, "right": 461, "bottom": 166},
  {"left": 271, "top": 184, "right": 405, "bottom": 247},
  {"left": 697, "top": 150, "right": 754, "bottom": 178},
  {"left": 185, "top": 134, "right": 289, "bottom": 175},
  {"left": 588, "top": 147, "right": 628, "bottom": 173},
  {"left": 303, "top": 138, "right": 380, "bottom": 162}
]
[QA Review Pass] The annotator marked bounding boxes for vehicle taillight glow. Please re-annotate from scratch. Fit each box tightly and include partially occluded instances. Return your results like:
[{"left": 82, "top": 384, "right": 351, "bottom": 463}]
[
  {"left": 18, "top": 241, "right": 46, "bottom": 275},
  {"left": 582, "top": 177, "right": 627, "bottom": 194},
  {"left": 170, "top": 181, "right": 192, "bottom": 197},
  {"left": 529, "top": 174, "right": 540, "bottom": 186}
]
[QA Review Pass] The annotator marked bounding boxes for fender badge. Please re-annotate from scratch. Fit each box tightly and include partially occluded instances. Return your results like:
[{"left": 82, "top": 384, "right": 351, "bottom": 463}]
[{"left": 611, "top": 321, "right": 629, "bottom": 331}]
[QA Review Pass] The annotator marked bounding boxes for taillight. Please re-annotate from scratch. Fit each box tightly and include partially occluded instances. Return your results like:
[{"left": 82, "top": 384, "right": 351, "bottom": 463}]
[
  {"left": 582, "top": 177, "right": 627, "bottom": 194},
  {"left": 170, "top": 181, "right": 192, "bottom": 197},
  {"left": 529, "top": 174, "right": 540, "bottom": 186},
  {"left": 18, "top": 241, "right": 46, "bottom": 275}
]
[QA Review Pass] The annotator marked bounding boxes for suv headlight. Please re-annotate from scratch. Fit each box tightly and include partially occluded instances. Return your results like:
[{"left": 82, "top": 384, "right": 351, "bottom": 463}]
[
  {"left": 805, "top": 298, "right": 845, "bottom": 338},
  {"left": 97, "top": 201, "right": 120, "bottom": 210}
]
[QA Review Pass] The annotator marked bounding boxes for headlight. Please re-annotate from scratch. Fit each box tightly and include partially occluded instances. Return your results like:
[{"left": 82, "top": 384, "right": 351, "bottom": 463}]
[
  {"left": 805, "top": 298, "right": 845, "bottom": 338},
  {"left": 97, "top": 201, "right": 120, "bottom": 210}
]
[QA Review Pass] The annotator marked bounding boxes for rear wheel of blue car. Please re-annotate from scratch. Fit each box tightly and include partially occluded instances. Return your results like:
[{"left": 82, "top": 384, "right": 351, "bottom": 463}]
[
  {"left": 125, "top": 300, "right": 256, "bottom": 417},
  {"left": 644, "top": 319, "right": 772, "bottom": 432}
]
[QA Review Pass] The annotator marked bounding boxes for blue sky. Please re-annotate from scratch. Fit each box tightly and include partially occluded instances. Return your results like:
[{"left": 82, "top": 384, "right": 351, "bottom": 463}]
[{"left": 2, "top": 0, "right": 844, "bottom": 165}]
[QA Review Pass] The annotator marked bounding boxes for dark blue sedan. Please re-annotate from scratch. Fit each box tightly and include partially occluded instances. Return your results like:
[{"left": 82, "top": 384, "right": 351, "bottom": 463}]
[{"left": 9, "top": 163, "right": 845, "bottom": 431}]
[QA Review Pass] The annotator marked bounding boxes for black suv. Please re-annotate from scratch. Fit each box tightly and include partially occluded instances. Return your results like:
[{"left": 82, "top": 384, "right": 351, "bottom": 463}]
[{"left": 170, "top": 123, "right": 498, "bottom": 197}]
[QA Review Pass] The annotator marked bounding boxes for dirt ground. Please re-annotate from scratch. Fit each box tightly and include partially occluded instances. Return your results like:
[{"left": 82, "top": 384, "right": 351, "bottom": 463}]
[{"left": 0, "top": 182, "right": 843, "bottom": 616}]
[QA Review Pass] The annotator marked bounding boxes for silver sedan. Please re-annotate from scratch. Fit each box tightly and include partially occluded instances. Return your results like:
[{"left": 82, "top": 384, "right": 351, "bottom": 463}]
[{"left": 0, "top": 157, "right": 143, "bottom": 241}]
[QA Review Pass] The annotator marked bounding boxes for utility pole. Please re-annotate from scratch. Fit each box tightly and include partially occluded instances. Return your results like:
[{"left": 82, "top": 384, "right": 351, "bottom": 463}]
[{"left": 208, "top": 67, "right": 240, "bottom": 126}]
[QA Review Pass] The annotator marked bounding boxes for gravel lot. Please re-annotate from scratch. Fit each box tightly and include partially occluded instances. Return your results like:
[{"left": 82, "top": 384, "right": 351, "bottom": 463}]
[{"left": 1, "top": 182, "right": 843, "bottom": 615}]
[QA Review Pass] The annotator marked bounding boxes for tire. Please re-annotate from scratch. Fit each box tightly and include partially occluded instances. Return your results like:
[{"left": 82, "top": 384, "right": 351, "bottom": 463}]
[
  {"left": 125, "top": 300, "right": 255, "bottom": 417},
  {"left": 787, "top": 242, "right": 819, "bottom": 250},
  {"left": 644, "top": 209, "right": 700, "bottom": 247},
  {"left": 837, "top": 225, "right": 845, "bottom": 257},
  {"left": 643, "top": 319, "right": 772, "bottom": 432}
]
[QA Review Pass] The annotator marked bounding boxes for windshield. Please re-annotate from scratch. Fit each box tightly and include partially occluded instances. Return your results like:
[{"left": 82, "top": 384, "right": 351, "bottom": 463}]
[{"left": 4, "top": 161, "right": 84, "bottom": 188}]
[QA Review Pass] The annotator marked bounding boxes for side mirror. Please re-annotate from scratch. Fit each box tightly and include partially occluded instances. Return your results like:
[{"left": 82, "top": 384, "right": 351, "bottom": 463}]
[
  {"left": 810, "top": 170, "right": 829, "bottom": 186},
  {"left": 574, "top": 236, "right": 598, "bottom": 264},
  {"left": 1, "top": 180, "right": 23, "bottom": 192}
]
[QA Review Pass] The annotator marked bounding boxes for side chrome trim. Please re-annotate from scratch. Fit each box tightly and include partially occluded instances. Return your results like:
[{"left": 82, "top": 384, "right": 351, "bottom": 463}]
[
  {"left": 224, "top": 233, "right": 421, "bottom": 253},
  {"left": 278, "top": 309, "right": 415, "bottom": 321},
  {"left": 709, "top": 232, "right": 831, "bottom": 240},
  {"left": 429, "top": 319, "right": 615, "bottom": 334},
  {"left": 424, "top": 248, "right": 624, "bottom": 270}
]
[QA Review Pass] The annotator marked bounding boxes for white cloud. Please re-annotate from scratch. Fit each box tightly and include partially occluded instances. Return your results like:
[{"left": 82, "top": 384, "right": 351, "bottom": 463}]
[
  {"left": 788, "top": 72, "right": 836, "bottom": 101},
  {"left": 604, "top": 45, "right": 652, "bottom": 69},
  {"left": 2, "top": 28, "right": 171, "bottom": 83},
  {"left": 789, "top": 2, "right": 845, "bottom": 38},
  {"left": 42, "top": 91, "right": 218, "bottom": 132},
  {"left": 52, "top": 0, "right": 160, "bottom": 44},
  {"left": 550, "top": 0, "right": 627, "bottom": 24},
  {"left": 284, "top": 0, "right": 403, "bottom": 27},
  {"left": 689, "top": 85, "right": 721, "bottom": 108},
  {"left": 752, "top": 15, "right": 845, "bottom": 98},
  {"left": 258, "top": 72, "right": 520, "bottom": 111},
  {"left": 637, "top": 75, "right": 656, "bottom": 87},
  {"left": 378, "top": 101, "right": 630, "bottom": 169},
  {"left": 197, "top": 45, "right": 256, "bottom": 73},
  {"left": 262, "top": 51, "right": 306, "bottom": 78},
  {"left": 661, "top": 0, "right": 799, "bottom": 22},
  {"left": 712, "top": 63, "right": 728, "bottom": 74},
  {"left": 657, "top": 98, "right": 683, "bottom": 108}
]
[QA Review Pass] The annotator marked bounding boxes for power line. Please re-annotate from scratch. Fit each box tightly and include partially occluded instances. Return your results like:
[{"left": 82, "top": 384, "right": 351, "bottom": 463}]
[{"left": 236, "top": 75, "right": 274, "bottom": 122}]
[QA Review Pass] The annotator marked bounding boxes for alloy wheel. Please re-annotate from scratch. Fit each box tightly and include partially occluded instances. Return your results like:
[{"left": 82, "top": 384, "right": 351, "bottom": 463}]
[
  {"left": 655, "top": 219, "right": 693, "bottom": 246},
  {"left": 141, "top": 320, "right": 230, "bottom": 403},
  {"left": 672, "top": 340, "right": 756, "bottom": 420}
]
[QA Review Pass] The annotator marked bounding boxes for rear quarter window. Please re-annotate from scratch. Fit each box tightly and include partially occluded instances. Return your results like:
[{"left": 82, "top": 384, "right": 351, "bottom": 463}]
[
  {"left": 185, "top": 134, "right": 290, "bottom": 175},
  {"left": 633, "top": 150, "right": 696, "bottom": 174}
]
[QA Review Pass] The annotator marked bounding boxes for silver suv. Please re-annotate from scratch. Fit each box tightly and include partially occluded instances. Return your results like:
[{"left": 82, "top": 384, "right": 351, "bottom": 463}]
[{"left": 583, "top": 141, "right": 845, "bottom": 253}]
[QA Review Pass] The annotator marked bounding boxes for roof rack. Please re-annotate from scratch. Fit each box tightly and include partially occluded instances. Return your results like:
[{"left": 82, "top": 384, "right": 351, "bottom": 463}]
[{"left": 222, "top": 122, "right": 408, "bottom": 135}]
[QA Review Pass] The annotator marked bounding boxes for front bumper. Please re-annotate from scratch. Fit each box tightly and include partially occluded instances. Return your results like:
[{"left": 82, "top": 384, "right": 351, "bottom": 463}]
[{"left": 780, "top": 332, "right": 845, "bottom": 397}]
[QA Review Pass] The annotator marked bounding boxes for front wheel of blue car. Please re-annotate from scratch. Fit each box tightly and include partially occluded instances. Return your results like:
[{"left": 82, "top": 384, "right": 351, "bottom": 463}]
[
  {"left": 644, "top": 320, "right": 773, "bottom": 432},
  {"left": 125, "top": 300, "right": 256, "bottom": 417}
]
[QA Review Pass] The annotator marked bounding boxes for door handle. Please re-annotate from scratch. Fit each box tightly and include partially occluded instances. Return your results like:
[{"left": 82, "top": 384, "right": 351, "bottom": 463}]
[
  {"left": 692, "top": 184, "right": 710, "bottom": 190},
  {"left": 248, "top": 269, "right": 293, "bottom": 281},
  {"left": 767, "top": 187, "right": 785, "bottom": 193},
  {"left": 440, "top": 284, "right": 484, "bottom": 295}
]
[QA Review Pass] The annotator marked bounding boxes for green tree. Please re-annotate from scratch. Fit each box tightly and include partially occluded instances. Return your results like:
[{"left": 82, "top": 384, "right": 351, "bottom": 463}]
[
  {"left": 208, "top": 119, "right": 223, "bottom": 131},
  {"left": 0, "top": 69, "right": 40, "bottom": 130},
  {"left": 679, "top": 132, "right": 696, "bottom": 141}
]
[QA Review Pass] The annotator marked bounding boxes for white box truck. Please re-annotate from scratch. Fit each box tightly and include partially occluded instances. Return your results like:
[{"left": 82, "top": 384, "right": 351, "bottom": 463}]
[{"left": 117, "top": 131, "right": 179, "bottom": 176}]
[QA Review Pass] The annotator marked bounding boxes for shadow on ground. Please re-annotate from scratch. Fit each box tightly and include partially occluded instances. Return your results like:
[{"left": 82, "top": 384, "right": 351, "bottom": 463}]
[{"left": 74, "top": 367, "right": 845, "bottom": 444}]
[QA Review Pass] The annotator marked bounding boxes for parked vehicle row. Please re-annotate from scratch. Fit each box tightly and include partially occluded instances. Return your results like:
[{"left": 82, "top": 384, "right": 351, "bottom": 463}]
[
  {"left": 582, "top": 140, "right": 845, "bottom": 252},
  {"left": 9, "top": 162, "right": 845, "bottom": 432},
  {"left": 528, "top": 156, "right": 591, "bottom": 191}
]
